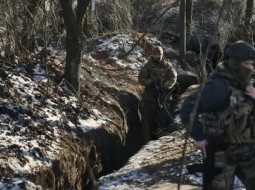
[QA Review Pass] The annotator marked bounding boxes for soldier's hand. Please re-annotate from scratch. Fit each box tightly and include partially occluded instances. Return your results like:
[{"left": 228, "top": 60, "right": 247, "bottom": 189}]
[
  {"left": 196, "top": 140, "right": 207, "bottom": 158},
  {"left": 245, "top": 85, "right": 255, "bottom": 100}
]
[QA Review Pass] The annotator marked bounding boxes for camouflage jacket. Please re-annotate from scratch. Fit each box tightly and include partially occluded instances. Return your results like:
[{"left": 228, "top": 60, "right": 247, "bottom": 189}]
[{"left": 138, "top": 57, "right": 177, "bottom": 101}]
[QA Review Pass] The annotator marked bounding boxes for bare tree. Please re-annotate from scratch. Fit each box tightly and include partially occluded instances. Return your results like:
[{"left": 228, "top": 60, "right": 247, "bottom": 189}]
[
  {"left": 20, "top": 0, "right": 40, "bottom": 51},
  {"left": 179, "top": 0, "right": 192, "bottom": 70},
  {"left": 186, "top": 0, "right": 193, "bottom": 44},
  {"left": 179, "top": 0, "right": 186, "bottom": 62},
  {"left": 59, "top": 0, "right": 90, "bottom": 92},
  {"left": 245, "top": 0, "right": 253, "bottom": 28},
  {"left": 0, "top": 0, "right": 61, "bottom": 59}
]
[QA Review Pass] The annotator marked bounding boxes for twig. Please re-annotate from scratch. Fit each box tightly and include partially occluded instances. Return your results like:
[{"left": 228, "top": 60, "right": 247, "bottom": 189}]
[{"left": 121, "top": 0, "right": 180, "bottom": 59}]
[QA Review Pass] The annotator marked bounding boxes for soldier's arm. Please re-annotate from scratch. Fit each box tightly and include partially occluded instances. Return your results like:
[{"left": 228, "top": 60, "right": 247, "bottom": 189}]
[
  {"left": 180, "top": 78, "right": 229, "bottom": 141},
  {"left": 138, "top": 63, "right": 153, "bottom": 86},
  {"left": 162, "top": 64, "right": 177, "bottom": 91},
  {"left": 180, "top": 90, "right": 206, "bottom": 141}
]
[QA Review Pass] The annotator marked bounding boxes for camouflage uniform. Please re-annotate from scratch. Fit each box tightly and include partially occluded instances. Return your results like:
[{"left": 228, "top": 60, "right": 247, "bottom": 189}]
[
  {"left": 181, "top": 41, "right": 255, "bottom": 190},
  {"left": 139, "top": 56, "right": 177, "bottom": 140}
]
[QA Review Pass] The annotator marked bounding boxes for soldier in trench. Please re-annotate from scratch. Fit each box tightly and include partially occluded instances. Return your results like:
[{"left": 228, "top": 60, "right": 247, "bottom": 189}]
[
  {"left": 138, "top": 46, "right": 177, "bottom": 140},
  {"left": 180, "top": 40, "right": 255, "bottom": 190}
]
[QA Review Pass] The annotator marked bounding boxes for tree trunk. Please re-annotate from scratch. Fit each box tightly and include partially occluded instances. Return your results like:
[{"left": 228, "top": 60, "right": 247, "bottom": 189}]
[
  {"left": 245, "top": 0, "right": 253, "bottom": 27},
  {"left": 179, "top": 0, "right": 189, "bottom": 70},
  {"left": 180, "top": 0, "right": 186, "bottom": 60},
  {"left": 60, "top": 0, "right": 90, "bottom": 92},
  {"left": 65, "top": 31, "right": 81, "bottom": 92},
  {"left": 186, "top": 0, "right": 193, "bottom": 44}
]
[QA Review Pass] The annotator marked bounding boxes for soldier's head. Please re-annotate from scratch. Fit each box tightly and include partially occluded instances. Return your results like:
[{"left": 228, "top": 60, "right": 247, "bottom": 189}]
[
  {"left": 152, "top": 46, "right": 164, "bottom": 62},
  {"left": 224, "top": 40, "right": 255, "bottom": 82}
]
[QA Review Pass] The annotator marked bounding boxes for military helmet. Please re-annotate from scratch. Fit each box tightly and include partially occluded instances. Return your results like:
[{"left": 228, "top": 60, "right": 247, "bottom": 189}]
[{"left": 224, "top": 40, "right": 255, "bottom": 61}]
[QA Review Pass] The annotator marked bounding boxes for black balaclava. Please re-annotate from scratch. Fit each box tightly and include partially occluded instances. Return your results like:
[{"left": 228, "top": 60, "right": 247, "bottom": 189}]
[{"left": 224, "top": 41, "right": 255, "bottom": 83}]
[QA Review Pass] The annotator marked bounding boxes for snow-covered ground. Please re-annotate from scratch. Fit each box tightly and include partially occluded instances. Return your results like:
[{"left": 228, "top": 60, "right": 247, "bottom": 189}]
[
  {"left": 0, "top": 33, "right": 245, "bottom": 190},
  {"left": 98, "top": 133, "right": 245, "bottom": 190},
  {"left": 0, "top": 33, "right": 178, "bottom": 189},
  {"left": 0, "top": 64, "right": 112, "bottom": 189}
]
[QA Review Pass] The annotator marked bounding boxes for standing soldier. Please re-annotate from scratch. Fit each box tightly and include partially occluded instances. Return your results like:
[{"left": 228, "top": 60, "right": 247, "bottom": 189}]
[
  {"left": 181, "top": 40, "right": 255, "bottom": 190},
  {"left": 139, "top": 46, "right": 177, "bottom": 140}
]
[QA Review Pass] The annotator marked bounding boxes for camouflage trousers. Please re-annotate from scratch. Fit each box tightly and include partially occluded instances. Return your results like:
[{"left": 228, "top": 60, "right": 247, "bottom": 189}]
[
  {"left": 141, "top": 96, "right": 173, "bottom": 140},
  {"left": 204, "top": 144, "right": 255, "bottom": 190},
  {"left": 141, "top": 99, "right": 161, "bottom": 140}
]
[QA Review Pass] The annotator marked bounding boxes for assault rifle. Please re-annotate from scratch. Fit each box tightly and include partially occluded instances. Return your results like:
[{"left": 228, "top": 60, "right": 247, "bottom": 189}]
[{"left": 154, "top": 84, "right": 174, "bottom": 123}]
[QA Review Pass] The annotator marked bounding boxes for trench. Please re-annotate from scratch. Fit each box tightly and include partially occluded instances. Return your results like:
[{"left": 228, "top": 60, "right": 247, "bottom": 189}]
[
  {"left": 89, "top": 87, "right": 176, "bottom": 188},
  {"left": 96, "top": 87, "right": 147, "bottom": 176},
  {"left": 89, "top": 61, "right": 212, "bottom": 189},
  {"left": 39, "top": 89, "right": 146, "bottom": 190},
  {"left": 47, "top": 40, "right": 222, "bottom": 190},
  {"left": 87, "top": 76, "right": 201, "bottom": 189}
]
